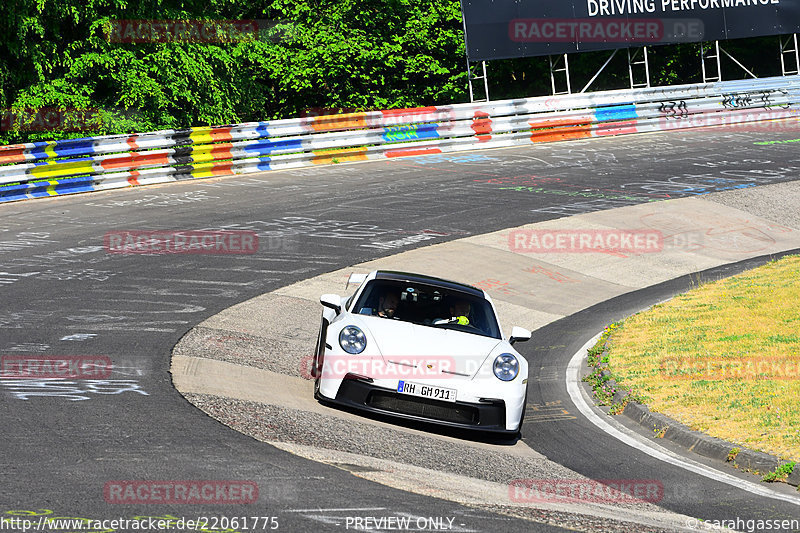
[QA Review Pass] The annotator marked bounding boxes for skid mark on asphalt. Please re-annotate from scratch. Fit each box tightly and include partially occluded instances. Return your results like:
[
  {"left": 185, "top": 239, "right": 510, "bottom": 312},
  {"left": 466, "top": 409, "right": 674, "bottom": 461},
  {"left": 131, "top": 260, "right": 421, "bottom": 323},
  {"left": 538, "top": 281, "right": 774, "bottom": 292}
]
[{"left": 524, "top": 401, "right": 577, "bottom": 423}]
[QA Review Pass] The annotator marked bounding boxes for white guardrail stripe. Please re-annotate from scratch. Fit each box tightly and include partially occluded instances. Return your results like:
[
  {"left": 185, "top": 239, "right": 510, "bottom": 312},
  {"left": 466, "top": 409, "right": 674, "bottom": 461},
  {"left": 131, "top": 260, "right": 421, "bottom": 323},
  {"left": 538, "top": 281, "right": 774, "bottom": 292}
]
[{"left": 1, "top": 75, "right": 799, "bottom": 202}]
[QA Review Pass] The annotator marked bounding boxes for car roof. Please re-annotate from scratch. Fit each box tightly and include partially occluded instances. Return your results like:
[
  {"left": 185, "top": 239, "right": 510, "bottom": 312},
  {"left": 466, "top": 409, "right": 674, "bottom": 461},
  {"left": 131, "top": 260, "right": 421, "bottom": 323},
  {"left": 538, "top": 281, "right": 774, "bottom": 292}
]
[{"left": 374, "top": 270, "right": 484, "bottom": 298}]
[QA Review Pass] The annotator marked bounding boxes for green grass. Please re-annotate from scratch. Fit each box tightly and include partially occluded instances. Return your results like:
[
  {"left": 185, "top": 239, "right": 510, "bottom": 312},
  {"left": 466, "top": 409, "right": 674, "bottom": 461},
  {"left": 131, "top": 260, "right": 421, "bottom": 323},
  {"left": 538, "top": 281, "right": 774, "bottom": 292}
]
[{"left": 600, "top": 255, "right": 800, "bottom": 461}]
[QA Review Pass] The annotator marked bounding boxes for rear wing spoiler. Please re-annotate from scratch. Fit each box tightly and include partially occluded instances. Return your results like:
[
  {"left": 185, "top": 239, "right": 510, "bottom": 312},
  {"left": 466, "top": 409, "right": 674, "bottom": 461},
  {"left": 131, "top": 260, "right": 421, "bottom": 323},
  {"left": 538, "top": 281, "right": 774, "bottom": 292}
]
[{"left": 346, "top": 272, "right": 368, "bottom": 290}]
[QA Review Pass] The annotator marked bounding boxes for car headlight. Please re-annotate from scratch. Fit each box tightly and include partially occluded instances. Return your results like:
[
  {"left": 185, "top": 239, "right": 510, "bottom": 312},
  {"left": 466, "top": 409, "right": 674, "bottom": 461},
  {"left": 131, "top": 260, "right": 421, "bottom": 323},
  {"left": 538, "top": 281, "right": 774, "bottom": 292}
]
[
  {"left": 493, "top": 353, "right": 519, "bottom": 381},
  {"left": 339, "top": 325, "right": 367, "bottom": 354}
]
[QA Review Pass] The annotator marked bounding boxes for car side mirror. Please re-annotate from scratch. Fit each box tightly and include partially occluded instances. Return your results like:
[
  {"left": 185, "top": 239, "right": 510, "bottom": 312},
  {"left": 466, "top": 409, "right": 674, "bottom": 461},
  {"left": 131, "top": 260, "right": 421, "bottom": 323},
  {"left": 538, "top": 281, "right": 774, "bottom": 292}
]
[
  {"left": 320, "top": 294, "right": 342, "bottom": 314},
  {"left": 509, "top": 326, "right": 531, "bottom": 345}
]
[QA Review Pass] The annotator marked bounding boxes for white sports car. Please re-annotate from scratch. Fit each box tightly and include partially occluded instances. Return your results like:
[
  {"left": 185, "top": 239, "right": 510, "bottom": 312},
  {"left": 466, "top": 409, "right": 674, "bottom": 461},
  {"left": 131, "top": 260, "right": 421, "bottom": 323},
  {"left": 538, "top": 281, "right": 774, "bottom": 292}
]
[{"left": 312, "top": 270, "right": 531, "bottom": 436}]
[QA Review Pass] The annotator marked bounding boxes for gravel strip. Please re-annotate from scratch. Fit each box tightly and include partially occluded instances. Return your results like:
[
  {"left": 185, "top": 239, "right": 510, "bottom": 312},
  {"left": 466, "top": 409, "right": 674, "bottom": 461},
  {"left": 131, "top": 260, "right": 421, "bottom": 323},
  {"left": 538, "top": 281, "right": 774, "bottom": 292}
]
[
  {"left": 173, "top": 325, "right": 311, "bottom": 377},
  {"left": 484, "top": 505, "right": 679, "bottom": 533},
  {"left": 185, "top": 393, "right": 563, "bottom": 485},
  {"left": 184, "top": 392, "right": 668, "bottom": 515},
  {"left": 707, "top": 180, "right": 800, "bottom": 230}
]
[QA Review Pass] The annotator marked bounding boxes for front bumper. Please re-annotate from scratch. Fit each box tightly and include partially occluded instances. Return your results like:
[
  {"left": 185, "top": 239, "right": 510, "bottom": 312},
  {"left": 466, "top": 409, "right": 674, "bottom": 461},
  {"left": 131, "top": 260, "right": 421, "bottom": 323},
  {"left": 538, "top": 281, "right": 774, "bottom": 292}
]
[{"left": 318, "top": 374, "right": 513, "bottom": 434}]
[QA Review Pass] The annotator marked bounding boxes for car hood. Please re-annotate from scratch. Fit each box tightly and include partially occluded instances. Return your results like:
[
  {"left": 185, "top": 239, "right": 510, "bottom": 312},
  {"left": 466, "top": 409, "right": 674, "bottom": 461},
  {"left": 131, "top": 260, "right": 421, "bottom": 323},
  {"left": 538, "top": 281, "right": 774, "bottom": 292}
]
[{"left": 353, "top": 316, "right": 503, "bottom": 378}]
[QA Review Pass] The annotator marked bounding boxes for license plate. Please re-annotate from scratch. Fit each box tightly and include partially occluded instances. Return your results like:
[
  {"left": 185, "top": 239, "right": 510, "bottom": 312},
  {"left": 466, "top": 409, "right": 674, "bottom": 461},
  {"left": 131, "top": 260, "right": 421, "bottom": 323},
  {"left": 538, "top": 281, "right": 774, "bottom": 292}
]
[{"left": 397, "top": 380, "right": 457, "bottom": 403}]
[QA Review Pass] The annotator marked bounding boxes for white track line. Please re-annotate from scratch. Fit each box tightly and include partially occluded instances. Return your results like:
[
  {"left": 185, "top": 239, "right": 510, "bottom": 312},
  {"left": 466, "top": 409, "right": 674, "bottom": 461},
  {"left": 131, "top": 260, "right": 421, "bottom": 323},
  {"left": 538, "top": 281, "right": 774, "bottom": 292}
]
[{"left": 567, "top": 334, "right": 800, "bottom": 506}]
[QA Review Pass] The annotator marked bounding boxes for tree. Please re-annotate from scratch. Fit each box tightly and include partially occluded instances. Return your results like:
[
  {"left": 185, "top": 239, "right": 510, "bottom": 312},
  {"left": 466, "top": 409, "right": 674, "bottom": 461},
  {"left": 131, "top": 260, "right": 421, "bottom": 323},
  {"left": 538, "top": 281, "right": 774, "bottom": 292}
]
[{"left": 0, "top": 0, "right": 467, "bottom": 144}]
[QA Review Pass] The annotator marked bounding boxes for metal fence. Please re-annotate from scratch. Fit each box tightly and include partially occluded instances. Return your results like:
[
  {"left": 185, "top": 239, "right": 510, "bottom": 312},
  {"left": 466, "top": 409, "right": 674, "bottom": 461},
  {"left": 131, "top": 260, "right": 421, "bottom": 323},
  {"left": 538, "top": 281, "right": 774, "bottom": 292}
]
[{"left": 1, "top": 75, "right": 799, "bottom": 203}]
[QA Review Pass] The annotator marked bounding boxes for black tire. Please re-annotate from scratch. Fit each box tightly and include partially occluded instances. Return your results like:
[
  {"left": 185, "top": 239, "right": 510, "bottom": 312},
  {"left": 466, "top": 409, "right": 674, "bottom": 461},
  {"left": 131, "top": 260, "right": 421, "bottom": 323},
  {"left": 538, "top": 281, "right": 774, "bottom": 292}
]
[
  {"left": 312, "top": 316, "right": 329, "bottom": 398},
  {"left": 517, "top": 389, "right": 529, "bottom": 438}
]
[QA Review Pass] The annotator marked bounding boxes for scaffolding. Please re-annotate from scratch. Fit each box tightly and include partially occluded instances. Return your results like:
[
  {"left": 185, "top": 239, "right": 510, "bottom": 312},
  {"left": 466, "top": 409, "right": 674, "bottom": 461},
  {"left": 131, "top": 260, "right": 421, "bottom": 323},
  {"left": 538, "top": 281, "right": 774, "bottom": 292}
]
[
  {"left": 780, "top": 34, "right": 800, "bottom": 76},
  {"left": 700, "top": 41, "right": 722, "bottom": 83},
  {"left": 628, "top": 47, "right": 651, "bottom": 89},
  {"left": 466, "top": 35, "right": 798, "bottom": 98},
  {"left": 466, "top": 60, "right": 489, "bottom": 103},
  {"left": 548, "top": 54, "right": 572, "bottom": 95},
  {"left": 551, "top": 47, "right": 652, "bottom": 94}
]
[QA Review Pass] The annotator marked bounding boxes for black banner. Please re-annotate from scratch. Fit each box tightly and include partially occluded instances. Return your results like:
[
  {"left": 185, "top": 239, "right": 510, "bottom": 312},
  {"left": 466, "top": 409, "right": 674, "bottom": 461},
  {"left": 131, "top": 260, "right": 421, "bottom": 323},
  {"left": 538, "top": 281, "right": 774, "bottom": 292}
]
[{"left": 461, "top": 0, "right": 800, "bottom": 61}]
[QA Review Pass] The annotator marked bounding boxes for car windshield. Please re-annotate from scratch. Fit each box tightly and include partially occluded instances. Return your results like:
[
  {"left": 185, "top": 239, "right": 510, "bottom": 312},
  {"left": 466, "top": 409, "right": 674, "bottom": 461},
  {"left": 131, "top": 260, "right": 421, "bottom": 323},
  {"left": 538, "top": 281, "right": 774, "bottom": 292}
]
[{"left": 351, "top": 279, "right": 501, "bottom": 339}]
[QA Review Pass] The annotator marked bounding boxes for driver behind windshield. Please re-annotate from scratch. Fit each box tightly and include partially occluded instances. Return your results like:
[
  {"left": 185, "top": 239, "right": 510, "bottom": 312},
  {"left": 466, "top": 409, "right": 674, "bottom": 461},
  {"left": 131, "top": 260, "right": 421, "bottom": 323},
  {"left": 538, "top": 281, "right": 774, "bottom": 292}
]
[
  {"left": 376, "top": 291, "right": 400, "bottom": 319},
  {"left": 434, "top": 298, "right": 472, "bottom": 326}
]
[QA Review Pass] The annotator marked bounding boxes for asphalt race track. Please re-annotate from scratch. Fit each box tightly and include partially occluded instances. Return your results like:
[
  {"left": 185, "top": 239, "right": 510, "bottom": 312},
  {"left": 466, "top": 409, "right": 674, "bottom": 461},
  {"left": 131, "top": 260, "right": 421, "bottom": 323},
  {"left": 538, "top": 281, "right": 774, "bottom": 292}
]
[{"left": 1, "top": 124, "right": 800, "bottom": 531}]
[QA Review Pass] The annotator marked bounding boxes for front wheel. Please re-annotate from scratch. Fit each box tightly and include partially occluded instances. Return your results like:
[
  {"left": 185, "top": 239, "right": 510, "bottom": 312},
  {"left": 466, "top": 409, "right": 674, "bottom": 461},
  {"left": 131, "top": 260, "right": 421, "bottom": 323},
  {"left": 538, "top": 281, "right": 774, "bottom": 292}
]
[
  {"left": 312, "top": 316, "right": 329, "bottom": 397},
  {"left": 516, "top": 389, "right": 529, "bottom": 438}
]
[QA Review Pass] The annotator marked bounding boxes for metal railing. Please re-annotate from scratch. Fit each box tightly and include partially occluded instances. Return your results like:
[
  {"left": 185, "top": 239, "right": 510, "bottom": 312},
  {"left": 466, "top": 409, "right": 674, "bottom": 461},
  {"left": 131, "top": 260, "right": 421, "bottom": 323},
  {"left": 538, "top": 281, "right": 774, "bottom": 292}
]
[{"left": 1, "top": 75, "right": 799, "bottom": 203}]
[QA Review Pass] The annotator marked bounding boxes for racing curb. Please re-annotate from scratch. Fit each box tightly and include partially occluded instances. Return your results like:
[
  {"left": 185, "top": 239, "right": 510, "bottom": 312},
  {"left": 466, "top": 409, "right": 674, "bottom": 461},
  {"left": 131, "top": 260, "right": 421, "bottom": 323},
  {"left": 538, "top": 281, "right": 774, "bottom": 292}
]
[{"left": 590, "top": 344, "right": 800, "bottom": 488}]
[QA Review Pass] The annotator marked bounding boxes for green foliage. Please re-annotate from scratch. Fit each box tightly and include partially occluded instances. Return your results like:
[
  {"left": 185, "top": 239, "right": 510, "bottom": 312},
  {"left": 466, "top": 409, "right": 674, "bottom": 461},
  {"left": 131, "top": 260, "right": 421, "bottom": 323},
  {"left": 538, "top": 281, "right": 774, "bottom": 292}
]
[
  {"left": 252, "top": 0, "right": 465, "bottom": 117},
  {"left": 762, "top": 461, "right": 795, "bottom": 482},
  {"left": 727, "top": 447, "right": 741, "bottom": 462},
  {"left": 0, "top": 0, "right": 466, "bottom": 144}
]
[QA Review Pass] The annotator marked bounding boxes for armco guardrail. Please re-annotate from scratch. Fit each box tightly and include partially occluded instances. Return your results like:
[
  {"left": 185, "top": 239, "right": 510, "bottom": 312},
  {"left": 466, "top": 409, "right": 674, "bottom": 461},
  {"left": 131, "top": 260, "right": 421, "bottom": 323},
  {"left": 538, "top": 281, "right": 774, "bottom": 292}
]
[{"left": 1, "top": 75, "right": 799, "bottom": 203}]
